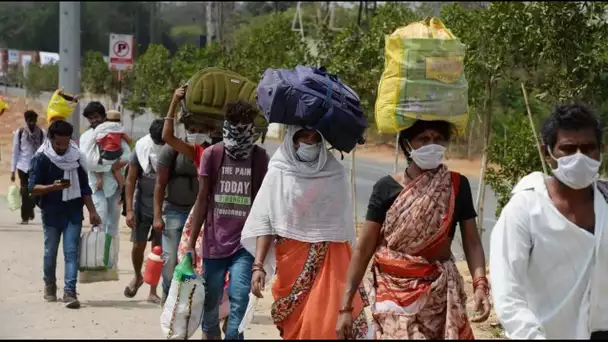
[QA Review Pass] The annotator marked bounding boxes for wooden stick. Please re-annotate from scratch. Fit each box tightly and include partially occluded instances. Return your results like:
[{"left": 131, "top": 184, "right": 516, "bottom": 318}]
[
  {"left": 394, "top": 134, "right": 399, "bottom": 172},
  {"left": 350, "top": 147, "right": 358, "bottom": 234},
  {"left": 520, "top": 83, "right": 548, "bottom": 174}
]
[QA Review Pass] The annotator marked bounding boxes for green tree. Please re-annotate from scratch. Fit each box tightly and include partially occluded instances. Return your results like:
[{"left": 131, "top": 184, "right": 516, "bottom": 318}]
[
  {"left": 224, "top": 12, "right": 310, "bottom": 82},
  {"left": 24, "top": 63, "right": 58, "bottom": 99},
  {"left": 315, "top": 2, "right": 420, "bottom": 122},
  {"left": 125, "top": 44, "right": 176, "bottom": 116}
]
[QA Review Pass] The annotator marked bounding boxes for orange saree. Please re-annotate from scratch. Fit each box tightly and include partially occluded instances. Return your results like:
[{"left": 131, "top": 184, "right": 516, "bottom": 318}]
[
  {"left": 370, "top": 166, "right": 474, "bottom": 339},
  {"left": 271, "top": 237, "right": 369, "bottom": 340}
]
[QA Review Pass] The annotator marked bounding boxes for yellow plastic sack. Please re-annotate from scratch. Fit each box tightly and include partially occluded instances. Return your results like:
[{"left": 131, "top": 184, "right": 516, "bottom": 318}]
[
  {"left": 7, "top": 185, "right": 21, "bottom": 212},
  {"left": 375, "top": 17, "right": 469, "bottom": 136},
  {"left": 47, "top": 89, "right": 77, "bottom": 123},
  {"left": 0, "top": 97, "right": 8, "bottom": 115}
]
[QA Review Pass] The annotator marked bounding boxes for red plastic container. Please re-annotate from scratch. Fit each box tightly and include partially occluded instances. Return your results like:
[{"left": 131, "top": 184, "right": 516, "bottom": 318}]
[{"left": 143, "top": 246, "right": 163, "bottom": 286}]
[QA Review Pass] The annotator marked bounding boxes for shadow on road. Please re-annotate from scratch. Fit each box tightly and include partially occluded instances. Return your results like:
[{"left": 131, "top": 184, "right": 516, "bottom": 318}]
[{"left": 84, "top": 299, "right": 159, "bottom": 310}]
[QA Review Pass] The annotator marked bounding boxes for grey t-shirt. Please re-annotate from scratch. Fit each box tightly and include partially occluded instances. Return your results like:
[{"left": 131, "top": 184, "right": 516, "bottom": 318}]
[
  {"left": 157, "top": 144, "right": 199, "bottom": 213},
  {"left": 130, "top": 152, "right": 156, "bottom": 217}
]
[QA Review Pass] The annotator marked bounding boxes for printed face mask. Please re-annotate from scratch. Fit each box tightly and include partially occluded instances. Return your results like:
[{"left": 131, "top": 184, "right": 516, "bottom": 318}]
[
  {"left": 223, "top": 121, "right": 254, "bottom": 160},
  {"left": 187, "top": 133, "right": 211, "bottom": 146},
  {"left": 408, "top": 142, "right": 446, "bottom": 170},
  {"left": 548, "top": 148, "right": 601, "bottom": 190},
  {"left": 296, "top": 142, "right": 321, "bottom": 162}
]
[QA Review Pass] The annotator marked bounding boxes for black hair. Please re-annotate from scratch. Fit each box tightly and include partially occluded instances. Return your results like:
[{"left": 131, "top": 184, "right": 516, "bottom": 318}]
[
  {"left": 47, "top": 119, "right": 73, "bottom": 139},
  {"left": 83, "top": 101, "right": 106, "bottom": 119},
  {"left": 24, "top": 110, "right": 38, "bottom": 121},
  {"left": 149, "top": 119, "right": 165, "bottom": 143},
  {"left": 398, "top": 120, "right": 454, "bottom": 155},
  {"left": 541, "top": 104, "right": 603, "bottom": 149},
  {"left": 224, "top": 100, "right": 258, "bottom": 125}
]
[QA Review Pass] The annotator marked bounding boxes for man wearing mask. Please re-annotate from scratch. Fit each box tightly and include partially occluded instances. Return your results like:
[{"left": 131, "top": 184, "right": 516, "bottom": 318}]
[
  {"left": 11, "top": 110, "right": 45, "bottom": 224},
  {"left": 154, "top": 86, "right": 214, "bottom": 305},
  {"left": 29, "top": 120, "right": 101, "bottom": 309},
  {"left": 124, "top": 119, "right": 165, "bottom": 303},
  {"left": 187, "top": 101, "right": 269, "bottom": 340},
  {"left": 490, "top": 104, "right": 608, "bottom": 339},
  {"left": 80, "top": 102, "right": 131, "bottom": 281}
]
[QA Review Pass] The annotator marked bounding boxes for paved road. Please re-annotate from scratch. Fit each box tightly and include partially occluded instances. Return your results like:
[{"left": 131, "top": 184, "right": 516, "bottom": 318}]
[{"left": 2, "top": 87, "right": 498, "bottom": 259}]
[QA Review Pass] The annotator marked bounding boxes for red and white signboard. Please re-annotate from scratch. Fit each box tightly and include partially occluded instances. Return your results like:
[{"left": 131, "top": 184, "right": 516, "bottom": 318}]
[{"left": 109, "top": 33, "right": 134, "bottom": 71}]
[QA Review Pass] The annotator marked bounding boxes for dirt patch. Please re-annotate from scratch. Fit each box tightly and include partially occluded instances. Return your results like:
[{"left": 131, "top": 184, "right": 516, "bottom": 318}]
[{"left": 0, "top": 95, "right": 47, "bottom": 175}]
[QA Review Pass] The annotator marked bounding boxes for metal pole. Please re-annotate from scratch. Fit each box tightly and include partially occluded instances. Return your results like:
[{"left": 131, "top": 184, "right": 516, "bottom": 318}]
[{"left": 59, "top": 2, "right": 81, "bottom": 140}]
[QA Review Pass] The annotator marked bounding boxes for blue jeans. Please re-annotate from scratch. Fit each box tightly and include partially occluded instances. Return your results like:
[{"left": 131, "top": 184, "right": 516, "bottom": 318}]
[
  {"left": 161, "top": 210, "right": 189, "bottom": 296},
  {"left": 92, "top": 189, "right": 121, "bottom": 238},
  {"left": 202, "top": 248, "right": 254, "bottom": 340},
  {"left": 43, "top": 220, "right": 82, "bottom": 292}
]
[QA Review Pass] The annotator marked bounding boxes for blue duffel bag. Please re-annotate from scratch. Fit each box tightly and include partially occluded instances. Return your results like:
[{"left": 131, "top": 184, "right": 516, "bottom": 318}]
[{"left": 256, "top": 65, "right": 366, "bottom": 153}]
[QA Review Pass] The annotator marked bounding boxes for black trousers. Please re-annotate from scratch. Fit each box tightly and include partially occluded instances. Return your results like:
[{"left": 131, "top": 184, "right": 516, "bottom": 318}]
[
  {"left": 592, "top": 331, "right": 608, "bottom": 340},
  {"left": 17, "top": 170, "right": 35, "bottom": 222}
]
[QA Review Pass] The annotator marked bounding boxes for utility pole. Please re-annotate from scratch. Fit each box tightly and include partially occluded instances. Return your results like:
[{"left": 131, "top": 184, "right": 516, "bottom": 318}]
[
  {"left": 59, "top": 1, "right": 81, "bottom": 139},
  {"left": 206, "top": 2, "right": 215, "bottom": 42},
  {"left": 149, "top": 2, "right": 157, "bottom": 44}
]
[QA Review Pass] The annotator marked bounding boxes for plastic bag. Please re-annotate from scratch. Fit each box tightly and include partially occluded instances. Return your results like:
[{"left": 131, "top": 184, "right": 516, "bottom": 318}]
[
  {"left": 79, "top": 226, "right": 119, "bottom": 271},
  {"left": 0, "top": 97, "right": 8, "bottom": 115},
  {"left": 7, "top": 185, "right": 21, "bottom": 211},
  {"left": 47, "top": 89, "right": 77, "bottom": 123},
  {"left": 177, "top": 209, "right": 230, "bottom": 321},
  {"left": 375, "top": 17, "right": 469, "bottom": 135},
  {"left": 238, "top": 293, "right": 259, "bottom": 334},
  {"left": 160, "top": 252, "right": 206, "bottom": 340}
]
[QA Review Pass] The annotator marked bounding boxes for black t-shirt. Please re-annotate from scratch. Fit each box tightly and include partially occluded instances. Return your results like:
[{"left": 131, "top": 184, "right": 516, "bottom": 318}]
[{"left": 366, "top": 173, "right": 477, "bottom": 238}]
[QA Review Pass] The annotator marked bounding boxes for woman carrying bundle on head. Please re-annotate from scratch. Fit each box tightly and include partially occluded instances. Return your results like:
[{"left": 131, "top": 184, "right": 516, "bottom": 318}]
[
  {"left": 241, "top": 125, "right": 369, "bottom": 340},
  {"left": 336, "top": 119, "right": 491, "bottom": 340}
]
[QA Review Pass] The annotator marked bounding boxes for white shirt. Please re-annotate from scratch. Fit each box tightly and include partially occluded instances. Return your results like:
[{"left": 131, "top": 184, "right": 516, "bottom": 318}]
[
  {"left": 80, "top": 128, "right": 131, "bottom": 198},
  {"left": 490, "top": 172, "right": 608, "bottom": 339},
  {"left": 11, "top": 128, "right": 43, "bottom": 173}
]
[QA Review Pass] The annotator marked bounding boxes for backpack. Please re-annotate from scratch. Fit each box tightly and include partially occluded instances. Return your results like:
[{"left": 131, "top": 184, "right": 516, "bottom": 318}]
[
  {"left": 181, "top": 67, "right": 268, "bottom": 135},
  {"left": 256, "top": 65, "right": 367, "bottom": 153}
]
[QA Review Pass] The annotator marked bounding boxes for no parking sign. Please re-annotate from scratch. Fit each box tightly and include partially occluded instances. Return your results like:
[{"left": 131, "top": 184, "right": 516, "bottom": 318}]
[{"left": 109, "top": 33, "right": 134, "bottom": 71}]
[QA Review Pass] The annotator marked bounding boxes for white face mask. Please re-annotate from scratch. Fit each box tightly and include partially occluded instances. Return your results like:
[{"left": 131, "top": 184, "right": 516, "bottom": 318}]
[
  {"left": 187, "top": 133, "right": 211, "bottom": 146},
  {"left": 407, "top": 143, "right": 446, "bottom": 170},
  {"left": 296, "top": 142, "right": 321, "bottom": 162},
  {"left": 548, "top": 149, "right": 601, "bottom": 190}
]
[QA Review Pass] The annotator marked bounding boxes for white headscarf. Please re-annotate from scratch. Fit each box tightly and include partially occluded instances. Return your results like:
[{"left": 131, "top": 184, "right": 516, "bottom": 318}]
[
  {"left": 40, "top": 139, "right": 86, "bottom": 201},
  {"left": 240, "top": 125, "right": 355, "bottom": 282},
  {"left": 134, "top": 134, "right": 163, "bottom": 174}
]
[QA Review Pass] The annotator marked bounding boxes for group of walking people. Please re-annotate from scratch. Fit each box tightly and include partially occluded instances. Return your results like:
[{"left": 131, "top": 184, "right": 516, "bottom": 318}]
[{"left": 12, "top": 82, "right": 608, "bottom": 339}]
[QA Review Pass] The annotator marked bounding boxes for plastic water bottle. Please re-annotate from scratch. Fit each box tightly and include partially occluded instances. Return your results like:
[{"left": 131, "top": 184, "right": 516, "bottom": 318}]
[{"left": 143, "top": 246, "right": 163, "bottom": 286}]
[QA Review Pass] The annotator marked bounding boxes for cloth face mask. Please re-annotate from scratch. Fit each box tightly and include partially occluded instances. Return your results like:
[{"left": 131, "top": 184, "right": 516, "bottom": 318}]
[{"left": 548, "top": 149, "right": 601, "bottom": 190}]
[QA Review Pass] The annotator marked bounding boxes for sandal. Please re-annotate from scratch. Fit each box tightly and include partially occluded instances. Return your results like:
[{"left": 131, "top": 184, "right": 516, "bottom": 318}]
[{"left": 124, "top": 279, "right": 144, "bottom": 298}]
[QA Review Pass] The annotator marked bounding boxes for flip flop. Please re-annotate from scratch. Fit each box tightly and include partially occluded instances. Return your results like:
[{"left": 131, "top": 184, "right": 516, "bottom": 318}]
[{"left": 124, "top": 279, "right": 144, "bottom": 298}]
